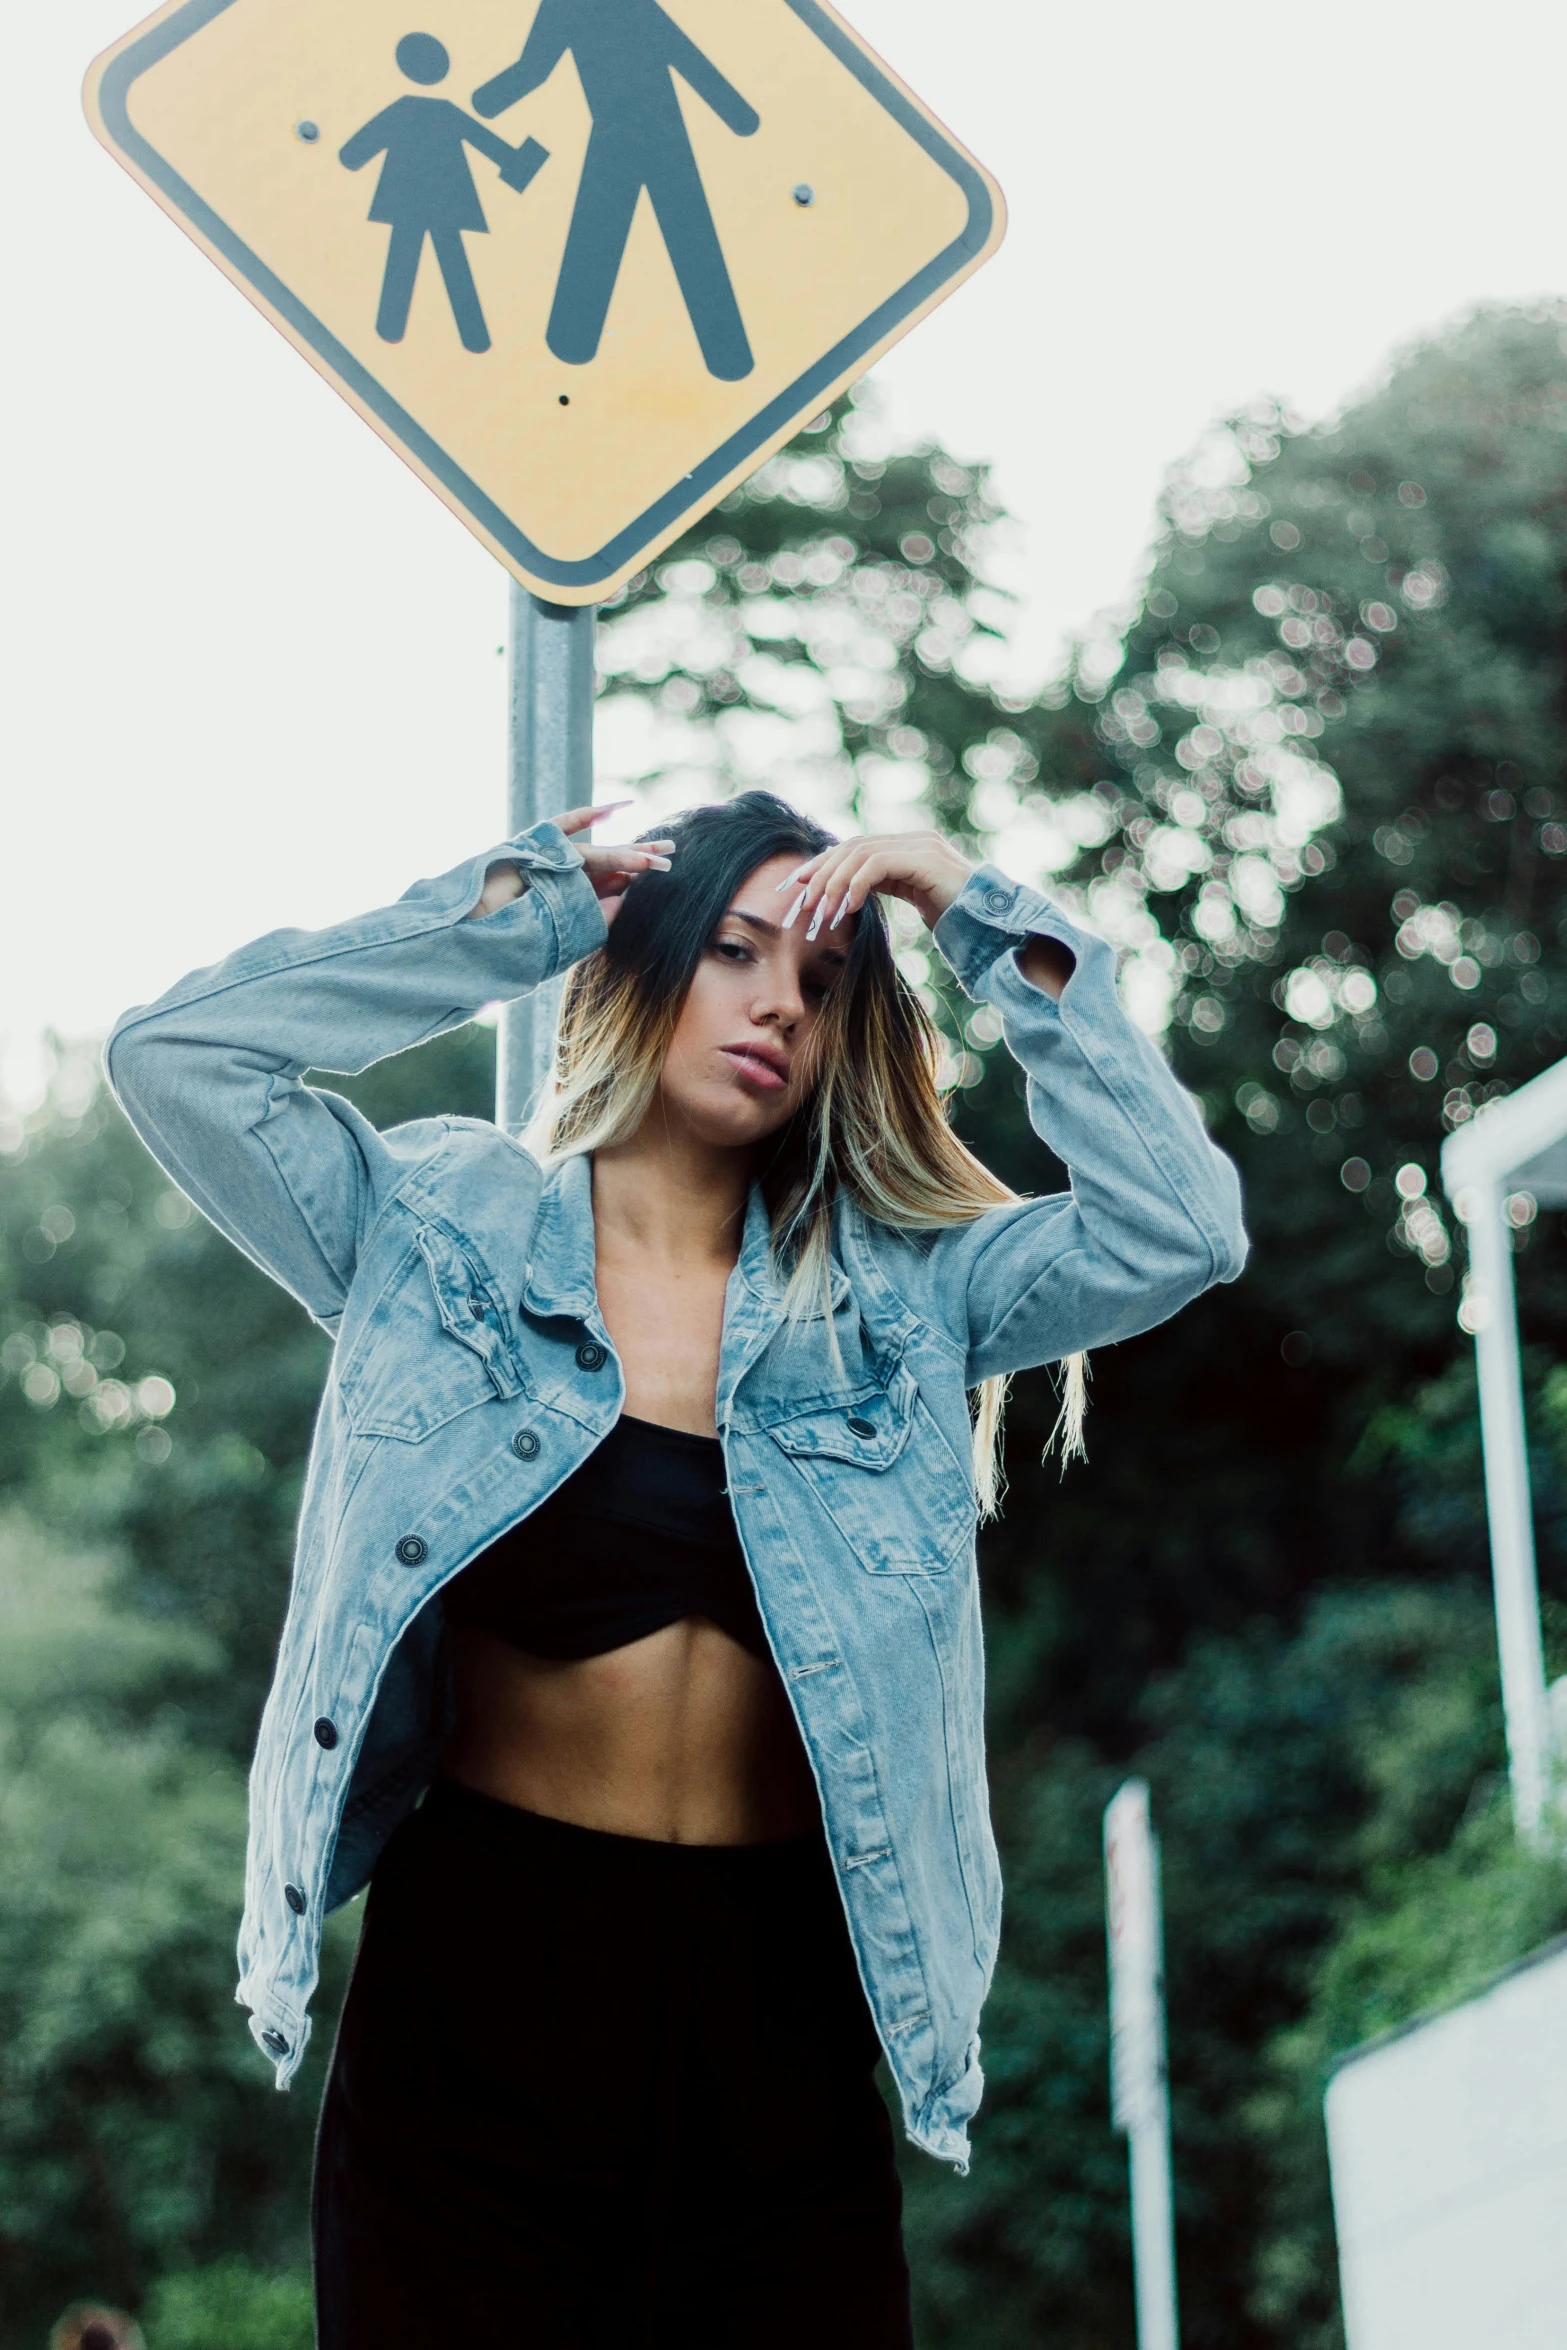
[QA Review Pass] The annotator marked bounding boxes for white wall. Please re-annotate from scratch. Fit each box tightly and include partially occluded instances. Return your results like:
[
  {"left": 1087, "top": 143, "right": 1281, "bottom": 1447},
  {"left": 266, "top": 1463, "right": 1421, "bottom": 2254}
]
[{"left": 1326, "top": 1938, "right": 1567, "bottom": 2350}]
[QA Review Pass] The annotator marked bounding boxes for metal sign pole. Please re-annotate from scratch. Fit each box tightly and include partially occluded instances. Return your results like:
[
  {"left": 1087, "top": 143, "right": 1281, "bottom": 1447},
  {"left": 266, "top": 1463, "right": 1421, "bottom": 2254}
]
[
  {"left": 497, "top": 589, "right": 597, "bottom": 1139},
  {"left": 1460, "top": 1180, "right": 1553, "bottom": 1840},
  {"left": 1105, "top": 1780, "right": 1180, "bottom": 2350}
]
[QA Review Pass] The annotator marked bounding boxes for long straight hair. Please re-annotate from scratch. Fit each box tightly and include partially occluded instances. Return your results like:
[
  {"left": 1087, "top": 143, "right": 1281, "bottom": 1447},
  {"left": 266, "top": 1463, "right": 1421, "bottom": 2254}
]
[{"left": 529, "top": 792, "right": 1086, "bottom": 1510}]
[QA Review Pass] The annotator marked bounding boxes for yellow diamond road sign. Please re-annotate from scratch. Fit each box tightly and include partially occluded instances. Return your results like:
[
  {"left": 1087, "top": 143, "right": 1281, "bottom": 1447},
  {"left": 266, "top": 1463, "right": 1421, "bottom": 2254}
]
[{"left": 86, "top": 0, "right": 1006, "bottom": 603}]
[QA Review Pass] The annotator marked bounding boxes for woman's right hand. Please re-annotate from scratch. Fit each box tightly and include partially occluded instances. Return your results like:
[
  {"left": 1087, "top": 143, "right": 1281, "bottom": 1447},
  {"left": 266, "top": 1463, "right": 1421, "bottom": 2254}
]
[{"left": 468, "top": 803, "right": 673, "bottom": 925}]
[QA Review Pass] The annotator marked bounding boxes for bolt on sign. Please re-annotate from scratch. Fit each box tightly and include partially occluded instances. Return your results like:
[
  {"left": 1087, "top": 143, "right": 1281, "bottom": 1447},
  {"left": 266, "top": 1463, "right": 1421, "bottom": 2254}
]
[{"left": 85, "top": 0, "right": 1006, "bottom": 603}]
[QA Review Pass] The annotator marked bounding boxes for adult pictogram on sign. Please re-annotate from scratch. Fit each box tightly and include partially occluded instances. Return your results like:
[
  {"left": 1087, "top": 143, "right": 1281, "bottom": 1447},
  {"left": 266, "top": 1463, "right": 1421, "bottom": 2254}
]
[
  {"left": 340, "top": 33, "right": 549, "bottom": 353},
  {"left": 472, "top": 0, "right": 760, "bottom": 381}
]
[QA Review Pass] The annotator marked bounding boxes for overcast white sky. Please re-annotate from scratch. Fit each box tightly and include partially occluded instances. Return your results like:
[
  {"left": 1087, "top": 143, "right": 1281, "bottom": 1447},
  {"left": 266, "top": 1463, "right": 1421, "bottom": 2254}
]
[{"left": 5, "top": 0, "right": 1566, "bottom": 1079}]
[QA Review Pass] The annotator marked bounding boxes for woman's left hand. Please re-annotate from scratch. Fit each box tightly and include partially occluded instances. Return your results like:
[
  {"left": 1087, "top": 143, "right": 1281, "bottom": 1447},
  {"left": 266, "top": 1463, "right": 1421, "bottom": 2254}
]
[
  {"left": 775, "top": 829, "right": 973, "bottom": 940},
  {"left": 468, "top": 803, "right": 673, "bottom": 924}
]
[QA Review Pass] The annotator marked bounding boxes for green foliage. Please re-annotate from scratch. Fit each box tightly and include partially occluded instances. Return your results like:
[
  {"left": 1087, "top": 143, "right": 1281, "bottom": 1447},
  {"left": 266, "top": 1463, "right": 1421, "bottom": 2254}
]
[
  {"left": 0, "top": 1514, "right": 356, "bottom": 2342},
  {"left": 1308, "top": 1798, "right": 1567, "bottom": 2064},
  {"left": 142, "top": 2261, "right": 313, "bottom": 2350},
  {"left": 923, "top": 301, "right": 1567, "bottom": 2344},
  {"left": 594, "top": 391, "right": 1024, "bottom": 854},
  {"left": 901, "top": 1581, "right": 1514, "bottom": 2348},
  {"left": 958, "top": 303, "right": 1567, "bottom": 1746},
  {"left": 0, "top": 1056, "right": 328, "bottom": 1762}
]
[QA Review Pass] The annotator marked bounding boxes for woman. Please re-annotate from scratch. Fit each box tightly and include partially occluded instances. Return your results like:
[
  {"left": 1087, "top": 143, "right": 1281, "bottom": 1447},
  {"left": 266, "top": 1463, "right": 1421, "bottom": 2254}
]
[{"left": 106, "top": 790, "right": 1245, "bottom": 2347}]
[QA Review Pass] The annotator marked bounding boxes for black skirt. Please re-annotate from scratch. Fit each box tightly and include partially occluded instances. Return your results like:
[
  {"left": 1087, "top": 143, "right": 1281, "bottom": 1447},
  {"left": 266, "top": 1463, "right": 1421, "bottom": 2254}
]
[{"left": 312, "top": 1780, "right": 913, "bottom": 2349}]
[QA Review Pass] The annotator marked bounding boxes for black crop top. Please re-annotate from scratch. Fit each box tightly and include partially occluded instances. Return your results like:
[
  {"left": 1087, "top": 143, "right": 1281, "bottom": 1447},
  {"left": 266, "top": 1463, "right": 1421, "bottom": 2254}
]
[{"left": 443, "top": 1414, "right": 767, "bottom": 1662}]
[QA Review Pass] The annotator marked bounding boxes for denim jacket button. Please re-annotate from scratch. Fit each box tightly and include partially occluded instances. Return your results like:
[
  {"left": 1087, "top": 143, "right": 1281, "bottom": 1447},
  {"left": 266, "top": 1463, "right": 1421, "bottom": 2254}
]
[
  {"left": 395, "top": 1535, "right": 428, "bottom": 1566},
  {"left": 313, "top": 1717, "right": 338, "bottom": 1749},
  {"left": 984, "top": 886, "right": 1014, "bottom": 914},
  {"left": 575, "top": 1341, "right": 607, "bottom": 1373},
  {"left": 511, "top": 1428, "right": 541, "bottom": 1460},
  {"left": 846, "top": 1414, "right": 877, "bottom": 1438},
  {"left": 261, "top": 2027, "right": 290, "bottom": 2057},
  {"left": 284, "top": 1883, "right": 307, "bottom": 1915}
]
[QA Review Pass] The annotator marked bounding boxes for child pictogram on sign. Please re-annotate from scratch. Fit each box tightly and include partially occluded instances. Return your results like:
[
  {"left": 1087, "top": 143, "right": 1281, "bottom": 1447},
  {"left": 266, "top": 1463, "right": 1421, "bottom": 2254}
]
[
  {"left": 340, "top": 33, "right": 549, "bottom": 354},
  {"left": 473, "top": 0, "right": 759, "bottom": 381}
]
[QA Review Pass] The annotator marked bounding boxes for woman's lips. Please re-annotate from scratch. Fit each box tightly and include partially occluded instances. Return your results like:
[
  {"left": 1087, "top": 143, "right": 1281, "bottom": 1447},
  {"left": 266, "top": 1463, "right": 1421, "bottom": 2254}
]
[{"left": 721, "top": 1046, "right": 788, "bottom": 1091}]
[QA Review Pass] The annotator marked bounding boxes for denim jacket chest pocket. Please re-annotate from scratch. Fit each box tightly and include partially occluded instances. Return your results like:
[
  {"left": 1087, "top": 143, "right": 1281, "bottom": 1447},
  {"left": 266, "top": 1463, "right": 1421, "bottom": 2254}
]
[
  {"left": 335, "top": 1219, "right": 527, "bottom": 1442},
  {"left": 764, "top": 1361, "right": 975, "bottom": 1574}
]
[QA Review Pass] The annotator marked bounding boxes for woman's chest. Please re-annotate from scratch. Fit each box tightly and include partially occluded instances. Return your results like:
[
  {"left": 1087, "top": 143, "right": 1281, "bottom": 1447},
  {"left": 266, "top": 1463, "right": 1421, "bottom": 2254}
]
[{"left": 594, "top": 1255, "right": 730, "bottom": 1436}]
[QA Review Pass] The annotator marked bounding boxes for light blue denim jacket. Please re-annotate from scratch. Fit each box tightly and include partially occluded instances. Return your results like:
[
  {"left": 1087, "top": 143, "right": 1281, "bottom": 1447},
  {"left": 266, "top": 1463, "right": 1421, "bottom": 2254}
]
[{"left": 105, "top": 822, "right": 1245, "bottom": 2167}]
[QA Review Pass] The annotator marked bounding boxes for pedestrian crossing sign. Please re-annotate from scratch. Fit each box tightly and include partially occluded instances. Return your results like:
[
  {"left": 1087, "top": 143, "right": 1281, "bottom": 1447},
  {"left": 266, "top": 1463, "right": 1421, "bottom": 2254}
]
[{"left": 84, "top": 0, "right": 1006, "bottom": 604}]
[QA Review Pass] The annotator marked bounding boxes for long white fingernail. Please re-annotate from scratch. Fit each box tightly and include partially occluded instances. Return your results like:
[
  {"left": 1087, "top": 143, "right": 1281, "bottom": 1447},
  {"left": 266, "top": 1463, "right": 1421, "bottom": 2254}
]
[
  {"left": 775, "top": 865, "right": 808, "bottom": 892},
  {"left": 782, "top": 888, "right": 807, "bottom": 929},
  {"left": 828, "top": 892, "right": 853, "bottom": 930},
  {"left": 645, "top": 856, "right": 672, "bottom": 870},
  {"left": 806, "top": 901, "right": 825, "bottom": 942}
]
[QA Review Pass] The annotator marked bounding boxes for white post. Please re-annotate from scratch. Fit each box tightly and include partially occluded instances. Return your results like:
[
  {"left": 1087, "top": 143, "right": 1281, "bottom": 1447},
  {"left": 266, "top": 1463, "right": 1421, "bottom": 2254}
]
[
  {"left": 1460, "top": 1180, "right": 1554, "bottom": 1841},
  {"left": 496, "top": 590, "right": 597, "bottom": 1138},
  {"left": 1104, "top": 1779, "right": 1180, "bottom": 2350}
]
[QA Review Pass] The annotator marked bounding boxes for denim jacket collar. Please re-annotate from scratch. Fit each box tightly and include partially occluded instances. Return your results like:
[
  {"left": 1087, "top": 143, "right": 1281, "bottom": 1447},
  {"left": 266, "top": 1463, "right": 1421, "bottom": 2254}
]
[
  {"left": 735, "top": 1177, "right": 785, "bottom": 1303},
  {"left": 733, "top": 1183, "right": 858, "bottom": 1313},
  {"left": 519, "top": 1155, "right": 853, "bottom": 1419},
  {"left": 519, "top": 1154, "right": 599, "bottom": 1322},
  {"left": 521, "top": 1152, "right": 834, "bottom": 1317}
]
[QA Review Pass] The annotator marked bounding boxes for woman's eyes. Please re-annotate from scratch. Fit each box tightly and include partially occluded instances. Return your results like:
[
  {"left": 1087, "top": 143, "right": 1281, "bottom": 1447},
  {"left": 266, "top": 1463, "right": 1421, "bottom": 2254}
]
[{"left": 710, "top": 937, "right": 834, "bottom": 1001}]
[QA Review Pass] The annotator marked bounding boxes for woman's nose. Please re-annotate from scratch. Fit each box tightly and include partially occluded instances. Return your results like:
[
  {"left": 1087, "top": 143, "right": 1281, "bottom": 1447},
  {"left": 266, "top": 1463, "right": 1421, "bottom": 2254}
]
[{"left": 753, "top": 977, "right": 804, "bottom": 1032}]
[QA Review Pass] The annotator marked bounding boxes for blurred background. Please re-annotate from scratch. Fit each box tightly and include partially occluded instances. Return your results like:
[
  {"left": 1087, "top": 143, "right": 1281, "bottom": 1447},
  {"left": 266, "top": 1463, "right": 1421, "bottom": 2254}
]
[{"left": 6, "top": 2, "right": 1567, "bottom": 2345}]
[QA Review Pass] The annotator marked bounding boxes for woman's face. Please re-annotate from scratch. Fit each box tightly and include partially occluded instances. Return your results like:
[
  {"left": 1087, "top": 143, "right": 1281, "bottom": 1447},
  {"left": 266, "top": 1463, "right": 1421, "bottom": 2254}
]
[{"left": 655, "top": 853, "right": 851, "bottom": 1150}]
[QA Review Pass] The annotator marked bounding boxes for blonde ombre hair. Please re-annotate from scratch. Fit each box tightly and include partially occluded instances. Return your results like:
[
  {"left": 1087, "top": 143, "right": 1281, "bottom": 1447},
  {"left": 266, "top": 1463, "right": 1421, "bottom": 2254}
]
[{"left": 528, "top": 793, "right": 1087, "bottom": 1513}]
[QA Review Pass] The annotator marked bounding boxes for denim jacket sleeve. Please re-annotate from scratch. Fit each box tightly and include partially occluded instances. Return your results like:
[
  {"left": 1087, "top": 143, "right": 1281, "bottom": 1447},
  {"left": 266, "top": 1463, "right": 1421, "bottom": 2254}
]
[
  {"left": 103, "top": 824, "right": 607, "bottom": 1334},
  {"left": 897, "top": 864, "right": 1247, "bottom": 1382}
]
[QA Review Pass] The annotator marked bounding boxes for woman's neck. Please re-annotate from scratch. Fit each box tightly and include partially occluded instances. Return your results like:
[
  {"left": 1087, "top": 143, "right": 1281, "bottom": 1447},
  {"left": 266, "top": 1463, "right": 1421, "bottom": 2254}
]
[{"left": 589, "top": 1122, "right": 751, "bottom": 1277}]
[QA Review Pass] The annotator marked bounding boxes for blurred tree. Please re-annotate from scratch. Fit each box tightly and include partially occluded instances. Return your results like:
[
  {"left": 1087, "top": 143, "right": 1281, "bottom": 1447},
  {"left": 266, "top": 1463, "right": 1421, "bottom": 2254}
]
[
  {"left": 961, "top": 302, "right": 1567, "bottom": 1731},
  {"left": 0, "top": 1054, "right": 329, "bottom": 1762},
  {"left": 0, "top": 1514, "right": 354, "bottom": 2342},
  {"left": 141, "top": 2260, "right": 313, "bottom": 2350},
  {"left": 593, "top": 391, "right": 1023, "bottom": 851},
  {"left": 924, "top": 301, "right": 1567, "bottom": 2342}
]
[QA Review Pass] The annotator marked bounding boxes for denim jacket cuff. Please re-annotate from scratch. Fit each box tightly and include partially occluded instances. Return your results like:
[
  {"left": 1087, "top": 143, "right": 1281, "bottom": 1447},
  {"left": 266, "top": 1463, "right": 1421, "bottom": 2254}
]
[
  {"left": 481, "top": 821, "right": 608, "bottom": 977},
  {"left": 931, "top": 863, "right": 1112, "bottom": 1005}
]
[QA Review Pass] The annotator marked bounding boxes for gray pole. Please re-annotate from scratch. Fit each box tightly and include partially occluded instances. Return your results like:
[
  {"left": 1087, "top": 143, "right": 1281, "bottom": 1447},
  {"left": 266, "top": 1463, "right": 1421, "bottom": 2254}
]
[
  {"left": 497, "top": 588, "right": 597, "bottom": 1138},
  {"left": 1460, "top": 1179, "right": 1553, "bottom": 1841},
  {"left": 1105, "top": 1780, "right": 1180, "bottom": 2350}
]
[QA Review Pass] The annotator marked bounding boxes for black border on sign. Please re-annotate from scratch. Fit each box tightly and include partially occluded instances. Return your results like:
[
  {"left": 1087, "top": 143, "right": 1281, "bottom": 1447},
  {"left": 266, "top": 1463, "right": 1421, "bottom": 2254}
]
[{"left": 97, "top": 0, "right": 995, "bottom": 591}]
